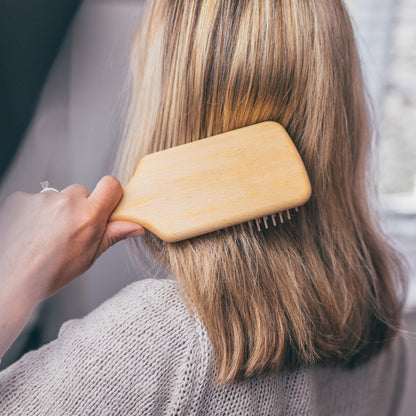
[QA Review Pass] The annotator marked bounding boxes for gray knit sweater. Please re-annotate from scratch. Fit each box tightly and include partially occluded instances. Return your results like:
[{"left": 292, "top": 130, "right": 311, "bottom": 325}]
[{"left": 0, "top": 279, "right": 407, "bottom": 415}]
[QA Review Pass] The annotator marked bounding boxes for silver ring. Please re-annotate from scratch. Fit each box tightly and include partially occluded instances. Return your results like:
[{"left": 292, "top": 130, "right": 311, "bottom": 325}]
[{"left": 40, "top": 181, "right": 59, "bottom": 193}]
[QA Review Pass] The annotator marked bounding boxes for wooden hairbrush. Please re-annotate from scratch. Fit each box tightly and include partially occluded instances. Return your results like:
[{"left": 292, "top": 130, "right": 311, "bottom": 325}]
[{"left": 110, "top": 121, "right": 311, "bottom": 242}]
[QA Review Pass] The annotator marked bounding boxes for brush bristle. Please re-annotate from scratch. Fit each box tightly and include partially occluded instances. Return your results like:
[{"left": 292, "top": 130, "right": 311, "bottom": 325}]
[{"left": 247, "top": 207, "right": 300, "bottom": 232}]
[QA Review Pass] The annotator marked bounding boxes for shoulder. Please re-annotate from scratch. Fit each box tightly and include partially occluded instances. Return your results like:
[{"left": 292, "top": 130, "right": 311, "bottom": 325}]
[
  {"left": 87, "top": 277, "right": 189, "bottom": 320},
  {"left": 59, "top": 278, "right": 204, "bottom": 351},
  {"left": 58, "top": 279, "right": 214, "bottom": 412},
  {"left": 0, "top": 279, "right": 214, "bottom": 414}
]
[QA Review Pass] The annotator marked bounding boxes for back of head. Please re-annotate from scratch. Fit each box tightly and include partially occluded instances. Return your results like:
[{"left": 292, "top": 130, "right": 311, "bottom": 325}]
[{"left": 116, "top": 0, "right": 406, "bottom": 383}]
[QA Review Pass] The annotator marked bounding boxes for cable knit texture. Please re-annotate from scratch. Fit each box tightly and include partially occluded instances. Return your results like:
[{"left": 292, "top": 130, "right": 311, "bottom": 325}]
[{"left": 0, "top": 279, "right": 407, "bottom": 415}]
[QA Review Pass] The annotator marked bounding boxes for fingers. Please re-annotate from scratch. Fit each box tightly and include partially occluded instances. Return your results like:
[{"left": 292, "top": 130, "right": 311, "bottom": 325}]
[
  {"left": 38, "top": 177, "right": 121, "bottom": 220},
  {"left": 60, "top": 183, "right": 90, "bottom": 198},
  {"left": 88, "top": 176, "right": 124, "bottom": 218},
  {"left": 93, "top": 220, "right": 145, "bottom": 261},
  {"left": 105, "top": 220, "right": 145, "bottom": 240},
  {"left": 89, "top": 177, "right": 145, "bottom": 260}
]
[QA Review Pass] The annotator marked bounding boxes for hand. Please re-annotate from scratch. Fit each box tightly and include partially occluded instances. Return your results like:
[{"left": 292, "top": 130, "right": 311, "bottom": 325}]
[
  {"left": 0, "top": 175, "right": 145, "bottom": 360},
  {"left": 0, "top": 175, "right": 145, "bottom": 306}
]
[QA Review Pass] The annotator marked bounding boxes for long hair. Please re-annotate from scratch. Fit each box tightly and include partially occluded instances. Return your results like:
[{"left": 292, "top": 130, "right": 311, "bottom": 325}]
[{"left": 115, "top": 0, "right": 406, "bottom": 384}]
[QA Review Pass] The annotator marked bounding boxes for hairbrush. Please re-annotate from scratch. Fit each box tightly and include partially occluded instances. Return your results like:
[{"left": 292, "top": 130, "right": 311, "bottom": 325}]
[{"left": 110, "top": 121, "right": 311, "bottom": 242}]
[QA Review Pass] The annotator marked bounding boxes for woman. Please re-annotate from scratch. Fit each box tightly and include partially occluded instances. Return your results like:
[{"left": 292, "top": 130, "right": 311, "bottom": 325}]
[{"left": 0, "top": 0, "right": 407, "bottom": 414}]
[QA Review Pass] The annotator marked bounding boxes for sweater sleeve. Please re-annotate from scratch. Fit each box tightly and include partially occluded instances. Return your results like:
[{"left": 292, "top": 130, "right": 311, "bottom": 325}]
[{"left": 0, "top": 279, "right": 213, "bottom": 415}]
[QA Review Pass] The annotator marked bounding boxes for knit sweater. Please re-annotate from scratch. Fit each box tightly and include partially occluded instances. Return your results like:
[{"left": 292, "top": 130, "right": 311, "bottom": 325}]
[{"left": 0, "top": 278, "right": 407, "bottom": 415}]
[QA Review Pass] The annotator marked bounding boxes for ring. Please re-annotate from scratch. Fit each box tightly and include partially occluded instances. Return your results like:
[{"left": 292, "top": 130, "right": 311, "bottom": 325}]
[{"left": 40, "top": 181, "right": 60, "bottom": 193}]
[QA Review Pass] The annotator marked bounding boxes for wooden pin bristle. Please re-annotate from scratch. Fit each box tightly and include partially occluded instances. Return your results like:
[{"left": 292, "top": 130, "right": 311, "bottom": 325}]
[
  {"left": 248, "top": 220, "right": 253, "bottom": 234},
  {"left": 234, "top": 206, "right": 301, "bottom": 233},
  {"left": 237, "top": 207, "right": 300, "bottom": 233}
]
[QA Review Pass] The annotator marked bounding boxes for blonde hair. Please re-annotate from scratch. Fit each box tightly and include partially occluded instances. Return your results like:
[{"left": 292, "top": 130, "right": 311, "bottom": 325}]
[{"left": 116, "top": 0, "right": 406, "bottom": 384}]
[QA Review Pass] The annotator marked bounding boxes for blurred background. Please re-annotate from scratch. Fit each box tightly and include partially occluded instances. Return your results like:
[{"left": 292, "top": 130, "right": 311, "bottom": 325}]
[{"left": 0, "top": 0, "right": 415, "bottom": 414}]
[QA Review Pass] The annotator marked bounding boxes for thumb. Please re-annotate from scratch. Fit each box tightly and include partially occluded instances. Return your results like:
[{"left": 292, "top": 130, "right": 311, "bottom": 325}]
[{"left": 93, "top": 220, "right": 145, "bottom": 261}]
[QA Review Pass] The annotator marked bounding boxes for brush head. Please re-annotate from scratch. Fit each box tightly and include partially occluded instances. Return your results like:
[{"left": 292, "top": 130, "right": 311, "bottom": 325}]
[{"left": 111, "top": 121, "right": 311, "bottom": 242}]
